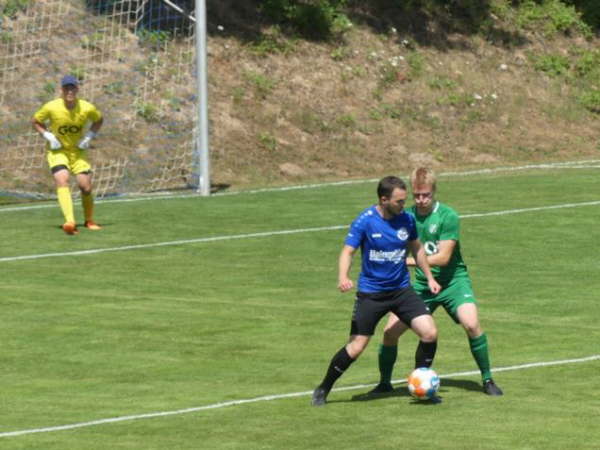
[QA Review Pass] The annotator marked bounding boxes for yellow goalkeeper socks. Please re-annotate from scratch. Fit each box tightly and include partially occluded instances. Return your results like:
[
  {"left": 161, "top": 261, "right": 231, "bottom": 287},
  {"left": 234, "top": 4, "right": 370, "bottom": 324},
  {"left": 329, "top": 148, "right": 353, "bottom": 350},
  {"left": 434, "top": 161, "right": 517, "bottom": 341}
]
[
  {"left": 57, "top": 186, "right": 75, "bottom": 224},
  {"left": 81, "top": 192, "right": 94, "bottom": 222}
]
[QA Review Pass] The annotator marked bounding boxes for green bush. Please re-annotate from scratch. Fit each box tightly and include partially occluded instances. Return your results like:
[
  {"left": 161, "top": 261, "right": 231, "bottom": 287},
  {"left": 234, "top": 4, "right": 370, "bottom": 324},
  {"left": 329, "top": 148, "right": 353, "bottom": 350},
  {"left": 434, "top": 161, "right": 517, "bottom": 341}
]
[
  {"left": 0, "top": 30, "right": 13, "bottom": 43},
  {"left": 573, "top": 50, "right": 600, "bottom": 79},
  {"left": 516, "top": 0, "right": 591, "bottom": 37},
  {"left": 532, "top": 53, "right": 571, "bottom": 76},
  {"left": 407, "top": 51, "right": 426, "bottom": 79},
  {"left": 135, "top": 102, "right": 160, "bottom": 122},
  {"left": 428, "top": 77, "right": 457, "bottom": 91},
  {"left": 243, "top": 71, "right": 276, "bottom": 99},
  {"left": 1, "top": 0, "right": 32, "bottom": 18},
  {"left": 249, "top": 28, "right": 296, "bottom": 56},
  {"left": 36, "top": 81, "right": 56, "bottom": 102},
  {"left": 260, "top": 0, "right": 349, "bottom": 39},
  {"left": 378, "top": 62, "right": 400, "bottom": 89},
  {"left": 565, "top": 0, "right": 600, "bottom": 30},
  {"left": 579, "top": 90, "right": 600, "bottom": 113},
  {"left": 258, "top": 131, "right": 277, "bottom": 151},
  {"left": 336, "top": 113, "right": 356, "bottom": 128},
  {"left": 137, "top": 29, "right": 172, "bottom": 50}
]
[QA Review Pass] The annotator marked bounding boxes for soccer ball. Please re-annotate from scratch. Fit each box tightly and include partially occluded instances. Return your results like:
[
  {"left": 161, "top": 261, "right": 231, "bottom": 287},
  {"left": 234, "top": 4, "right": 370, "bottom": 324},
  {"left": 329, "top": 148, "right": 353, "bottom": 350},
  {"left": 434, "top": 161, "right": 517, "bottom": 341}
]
[{"left": 407, "top": 367, "right": 440, "bottom": 400}]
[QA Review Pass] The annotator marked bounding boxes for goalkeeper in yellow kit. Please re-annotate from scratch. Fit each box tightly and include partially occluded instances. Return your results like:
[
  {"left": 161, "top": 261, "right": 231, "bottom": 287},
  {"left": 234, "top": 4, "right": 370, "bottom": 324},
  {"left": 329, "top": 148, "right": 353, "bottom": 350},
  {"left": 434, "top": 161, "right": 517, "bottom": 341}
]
[{"left": 32, "top": 75, "right": 103, "bottom": 235}]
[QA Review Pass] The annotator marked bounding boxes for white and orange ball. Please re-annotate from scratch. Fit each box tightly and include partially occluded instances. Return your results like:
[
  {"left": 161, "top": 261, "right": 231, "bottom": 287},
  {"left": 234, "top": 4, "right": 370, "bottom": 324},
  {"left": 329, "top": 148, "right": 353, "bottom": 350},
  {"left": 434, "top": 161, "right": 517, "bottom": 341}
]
[{"left": 407, "top": 367, "right": 440, "bottom": 400}]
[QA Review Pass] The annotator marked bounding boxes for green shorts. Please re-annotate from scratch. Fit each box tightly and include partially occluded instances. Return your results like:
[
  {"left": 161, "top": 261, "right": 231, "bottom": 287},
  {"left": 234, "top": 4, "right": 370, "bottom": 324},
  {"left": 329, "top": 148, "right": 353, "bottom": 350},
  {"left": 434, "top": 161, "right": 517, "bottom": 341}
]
[{"left": 414, "top": 277, "right": 477, "bottom": 323}]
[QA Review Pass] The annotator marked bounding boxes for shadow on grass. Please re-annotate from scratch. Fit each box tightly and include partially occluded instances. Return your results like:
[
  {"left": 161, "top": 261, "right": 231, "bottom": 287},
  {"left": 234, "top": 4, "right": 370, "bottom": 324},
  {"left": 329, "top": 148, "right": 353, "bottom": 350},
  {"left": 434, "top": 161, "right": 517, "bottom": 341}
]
[
  {"left": 340, "top": 377, "right": 482, "bottom": 403},
  {"left": 332, "top": 387, "right": 443, "bottom": 406},
  {"left": 440, "top": 377, "right": 482, "bottom": 393}
]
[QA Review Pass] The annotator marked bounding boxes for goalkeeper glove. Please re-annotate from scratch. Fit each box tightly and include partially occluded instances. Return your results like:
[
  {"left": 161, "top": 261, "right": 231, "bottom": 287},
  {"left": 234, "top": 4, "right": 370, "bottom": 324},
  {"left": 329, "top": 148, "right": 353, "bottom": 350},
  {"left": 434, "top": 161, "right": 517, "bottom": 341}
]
[
  {"left": 78, "top": 131, "right": 97, "bottom": 150},
  {"left": 42, "top": 131, "right": 62, "bottom": 150}
]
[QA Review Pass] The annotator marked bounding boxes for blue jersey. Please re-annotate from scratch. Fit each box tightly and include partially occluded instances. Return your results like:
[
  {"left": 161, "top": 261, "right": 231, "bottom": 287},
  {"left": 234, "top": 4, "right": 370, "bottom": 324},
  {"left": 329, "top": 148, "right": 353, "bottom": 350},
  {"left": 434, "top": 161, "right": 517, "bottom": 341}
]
[{"left": 344, "top": 205, "right": 418, "bottom": 293}]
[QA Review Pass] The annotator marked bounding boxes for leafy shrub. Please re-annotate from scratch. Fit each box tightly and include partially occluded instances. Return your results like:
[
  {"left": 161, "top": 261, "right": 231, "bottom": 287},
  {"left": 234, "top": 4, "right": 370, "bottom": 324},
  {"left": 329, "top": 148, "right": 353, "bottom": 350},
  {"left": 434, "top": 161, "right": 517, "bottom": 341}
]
[
  {"left": 532, "top": 53, "right": 570, "bottom": 76},
  {"left": 135, "top": 102, "right": 160, "bottom": 122},
  {"left": 428, "top": 77, "right": 457, "bottom": 90},
  {"left": 516, "top": 0, "right": 591, "bottom": 37},
  {"left": 378, "top": 62, "right": 400, "bottom": 89},
  {"left": 336, "top": 113, "right": 356, "bottom": 128},
  {"left": 137, "top": 29, "right": 172, "bottom": 50},
  {"left": 67, "top": 67, "right": 87, "bottom": 82},
  {"left": 243, "top": 71, "right": 276, "bottom": 99},
  {"left": 260, "top": 0, "right": 349, "bottom": 40},
  {"left": 437, "top": 92, "right": 476, "bottom": 108},
  {"left": 407, "top": 51, "right": 426, "bottom": 79},
  {"left": 36, "top": 82, "right": 56, "bottom": 102},
  {"left": 573, "top": 50, "right": 600, "bottom": 79},
  {"left": 579, "top": 90, "right": 600, "bottom": 113},
  {"left": 1, "top": 0, "right": 32, "bottom": 18},
  {"left": 0, "top": 30, "right": 13, "bottom": 43},
  {"left": 103, "top": 81, "right": 124, "bottom": 96},
  {"left": 249, "top": 28, "right": 296, "bottom": 56},
  {"left": 295, "top": 110, "right": 331, "bottom": 134},
  {"left": 80, "top": 32, "right": 104, "bottom": 50},
  {"left": 564, "top": 0, "right": 600, "bottom": 30},
  {"left": 258, "top": 132, "right": 277, "bottom": 151}
]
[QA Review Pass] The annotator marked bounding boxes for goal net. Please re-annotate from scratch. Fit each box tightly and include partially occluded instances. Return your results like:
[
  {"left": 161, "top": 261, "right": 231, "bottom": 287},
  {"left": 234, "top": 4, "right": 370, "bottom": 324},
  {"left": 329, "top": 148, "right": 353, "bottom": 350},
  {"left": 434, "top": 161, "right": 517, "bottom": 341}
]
[{"left": 0, "top": 0, "right": 200, "bottom": 199}]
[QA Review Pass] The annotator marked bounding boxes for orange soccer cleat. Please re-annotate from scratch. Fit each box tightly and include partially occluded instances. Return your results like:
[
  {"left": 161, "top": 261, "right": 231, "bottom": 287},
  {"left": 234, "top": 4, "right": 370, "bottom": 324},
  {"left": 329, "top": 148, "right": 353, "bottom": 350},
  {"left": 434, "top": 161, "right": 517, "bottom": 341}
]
[
  {"left": 84, "top": 220, "right": 102, "bottom": 231},
  {"left": 62, "top": 222, "right": 79, "bottom": 235}
]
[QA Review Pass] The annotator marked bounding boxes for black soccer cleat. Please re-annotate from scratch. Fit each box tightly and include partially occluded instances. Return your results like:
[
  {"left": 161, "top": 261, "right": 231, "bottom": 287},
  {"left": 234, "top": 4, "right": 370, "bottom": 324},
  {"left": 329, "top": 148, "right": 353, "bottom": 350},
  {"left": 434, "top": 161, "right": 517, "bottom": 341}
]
[
  {"left": 483, "top": 379, "right": 503, "bottom": 396},
  {"left": 428, "top": 394, "right": 443, "bottom": 404},
  {"left": 311, "top": 386, "right": 329, "bottom": 406},
  {"left": 368, "top": 382, "right": 394, "bottom": 395}
]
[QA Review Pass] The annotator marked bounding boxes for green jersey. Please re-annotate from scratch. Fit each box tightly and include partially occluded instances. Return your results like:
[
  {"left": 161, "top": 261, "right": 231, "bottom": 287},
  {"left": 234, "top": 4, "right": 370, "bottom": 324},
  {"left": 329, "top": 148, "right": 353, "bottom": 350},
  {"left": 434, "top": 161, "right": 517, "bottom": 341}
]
[{"left": 410, "top": 201, "right": 469, "bottom": 287}]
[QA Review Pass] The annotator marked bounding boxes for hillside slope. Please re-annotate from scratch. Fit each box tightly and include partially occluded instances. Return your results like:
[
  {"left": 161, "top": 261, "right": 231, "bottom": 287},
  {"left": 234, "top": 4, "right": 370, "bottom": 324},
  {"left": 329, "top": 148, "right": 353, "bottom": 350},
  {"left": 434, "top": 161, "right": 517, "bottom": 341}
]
[{"left": 205, "top": 1, "right": 600, "bottom": 188}]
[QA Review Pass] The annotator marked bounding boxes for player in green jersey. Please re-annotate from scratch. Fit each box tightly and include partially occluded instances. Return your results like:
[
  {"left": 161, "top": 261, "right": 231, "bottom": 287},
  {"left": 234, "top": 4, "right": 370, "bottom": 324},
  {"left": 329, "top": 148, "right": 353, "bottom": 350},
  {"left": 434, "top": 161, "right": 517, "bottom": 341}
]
[
  {"left": 371, "top": 167, "right": 503, "bottom": 396},
  {"left": 32, "top": 75, "right": 103, "bottom": 235}
]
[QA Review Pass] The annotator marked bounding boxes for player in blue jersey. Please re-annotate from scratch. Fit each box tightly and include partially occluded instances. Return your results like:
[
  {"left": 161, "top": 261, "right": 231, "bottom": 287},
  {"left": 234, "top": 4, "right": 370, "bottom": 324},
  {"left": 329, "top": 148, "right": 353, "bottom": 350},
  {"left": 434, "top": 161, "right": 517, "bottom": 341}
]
[
  {"left": 370, "top": 168, "right": 503, "bottom": 396},
  {"left": 311, "top": 176, "right": 441, "bottom": 406}
]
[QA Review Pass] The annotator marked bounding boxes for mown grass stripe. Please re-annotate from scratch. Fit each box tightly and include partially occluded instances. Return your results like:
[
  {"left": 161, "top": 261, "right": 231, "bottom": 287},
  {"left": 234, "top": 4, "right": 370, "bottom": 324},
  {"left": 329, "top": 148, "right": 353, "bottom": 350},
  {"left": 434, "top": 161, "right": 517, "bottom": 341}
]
[
  {"left": 1, "top": 159, "right": 598, "bottom": 213},
  {"left": 1, "top": 200, "right": 599, "bottom": 263},
  {"left": 1, "top": 354, "right": 597, "bottom": 438}
]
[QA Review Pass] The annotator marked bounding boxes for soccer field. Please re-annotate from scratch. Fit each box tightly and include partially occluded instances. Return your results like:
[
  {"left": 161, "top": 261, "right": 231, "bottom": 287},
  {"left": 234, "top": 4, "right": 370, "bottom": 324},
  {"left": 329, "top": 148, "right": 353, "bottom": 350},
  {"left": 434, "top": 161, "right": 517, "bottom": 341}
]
[{"left": 1, "top": 162, "right": 599, "bottom": 449}]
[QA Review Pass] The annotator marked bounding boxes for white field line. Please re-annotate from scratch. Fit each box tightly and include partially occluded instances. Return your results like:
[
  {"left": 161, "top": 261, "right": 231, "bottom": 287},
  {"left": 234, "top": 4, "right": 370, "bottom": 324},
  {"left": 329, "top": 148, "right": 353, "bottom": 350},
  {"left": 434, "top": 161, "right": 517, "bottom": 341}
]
[
  {"left": 0, "top": 225, "right": 345, "bottom": 263},
  {"left": 1, "top": 200, "right": 600, "bottom": 263},
  {"left": 1, "top": 354, "right": 598, "bottom": 438},
  {"left": 1, "top": 159, "right": 599, "bottom": 213}
]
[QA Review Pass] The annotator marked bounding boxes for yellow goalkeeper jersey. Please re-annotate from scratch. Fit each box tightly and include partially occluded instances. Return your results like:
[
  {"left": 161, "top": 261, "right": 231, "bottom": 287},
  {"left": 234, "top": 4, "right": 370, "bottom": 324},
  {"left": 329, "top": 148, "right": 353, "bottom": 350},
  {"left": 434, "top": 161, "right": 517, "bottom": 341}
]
[{"left": 34, "top": 98, "right": 102, "bottom": 151}]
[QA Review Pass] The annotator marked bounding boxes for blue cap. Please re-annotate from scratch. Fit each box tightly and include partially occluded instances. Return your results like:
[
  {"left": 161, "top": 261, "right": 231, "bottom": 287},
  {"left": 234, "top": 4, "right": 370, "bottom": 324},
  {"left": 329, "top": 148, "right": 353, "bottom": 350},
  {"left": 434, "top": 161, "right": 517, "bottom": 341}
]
[{"left": 61, "top": 75, "right": 79, "bottom": 87}]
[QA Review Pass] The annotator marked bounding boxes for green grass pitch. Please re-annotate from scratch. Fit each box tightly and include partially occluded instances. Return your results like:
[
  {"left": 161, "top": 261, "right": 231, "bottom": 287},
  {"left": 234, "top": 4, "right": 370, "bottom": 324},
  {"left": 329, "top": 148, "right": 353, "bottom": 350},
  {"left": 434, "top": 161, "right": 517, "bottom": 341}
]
[{"left": 0, "top": 165, "right": 599, "bottom": 449}]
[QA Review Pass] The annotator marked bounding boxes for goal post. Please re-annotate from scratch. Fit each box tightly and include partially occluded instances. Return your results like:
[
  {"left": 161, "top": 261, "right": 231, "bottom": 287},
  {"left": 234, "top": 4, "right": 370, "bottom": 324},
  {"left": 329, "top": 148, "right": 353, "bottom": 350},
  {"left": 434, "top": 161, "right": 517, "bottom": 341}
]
[{"left": 194, "top": 0, "right": 210, "bottom": 196}]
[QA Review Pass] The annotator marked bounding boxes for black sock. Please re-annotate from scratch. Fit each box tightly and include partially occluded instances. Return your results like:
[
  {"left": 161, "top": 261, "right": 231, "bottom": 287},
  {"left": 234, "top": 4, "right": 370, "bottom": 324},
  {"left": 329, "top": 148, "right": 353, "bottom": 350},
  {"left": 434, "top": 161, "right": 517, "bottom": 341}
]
[
  {"left": 415, "top": 340, "right": 437, "bottom": 368},
  {"left": 319, "top": 346, "right": 355, "bottom": 392}
]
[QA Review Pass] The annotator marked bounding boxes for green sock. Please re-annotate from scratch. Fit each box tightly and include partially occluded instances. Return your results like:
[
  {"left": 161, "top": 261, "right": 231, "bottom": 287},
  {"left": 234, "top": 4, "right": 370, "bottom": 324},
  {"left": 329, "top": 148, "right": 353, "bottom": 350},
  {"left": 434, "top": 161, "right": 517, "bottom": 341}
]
[
  {"left": 378, "top": 344, "right": 398, "bottom": 385},
  {"left": 469, "top": 333, "right": 492, "bottom": 382}
]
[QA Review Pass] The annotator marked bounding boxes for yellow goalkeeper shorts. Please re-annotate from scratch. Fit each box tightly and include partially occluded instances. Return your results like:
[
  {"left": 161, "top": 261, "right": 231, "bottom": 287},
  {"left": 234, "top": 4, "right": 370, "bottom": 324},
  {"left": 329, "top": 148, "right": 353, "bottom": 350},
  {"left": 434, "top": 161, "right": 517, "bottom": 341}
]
[{"left": 47, "top": 149, "right": 92, "bottom": 174}]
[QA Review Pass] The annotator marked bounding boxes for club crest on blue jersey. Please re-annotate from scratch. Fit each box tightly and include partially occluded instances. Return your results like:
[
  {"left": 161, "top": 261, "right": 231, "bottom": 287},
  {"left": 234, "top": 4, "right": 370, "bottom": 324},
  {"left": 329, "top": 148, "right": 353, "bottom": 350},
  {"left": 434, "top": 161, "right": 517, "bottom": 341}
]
[{"left": 396, "top": 227, "right": 409, "bottom": 241}]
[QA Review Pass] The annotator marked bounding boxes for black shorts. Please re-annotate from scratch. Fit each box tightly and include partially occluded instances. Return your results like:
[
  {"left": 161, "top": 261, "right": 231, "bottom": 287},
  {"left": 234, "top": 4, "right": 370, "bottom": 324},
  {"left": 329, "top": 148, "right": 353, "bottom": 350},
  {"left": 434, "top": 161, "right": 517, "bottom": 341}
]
[{"left": 350, "top": 287, "right": 431, "bottom": 336}]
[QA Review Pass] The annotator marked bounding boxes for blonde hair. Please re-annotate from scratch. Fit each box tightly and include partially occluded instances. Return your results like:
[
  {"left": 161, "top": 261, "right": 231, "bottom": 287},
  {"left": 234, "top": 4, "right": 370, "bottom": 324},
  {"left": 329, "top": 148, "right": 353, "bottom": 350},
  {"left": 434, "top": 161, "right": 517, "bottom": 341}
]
[{"left": 410, "top": 167, "right": 437, "bottom": 191}]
